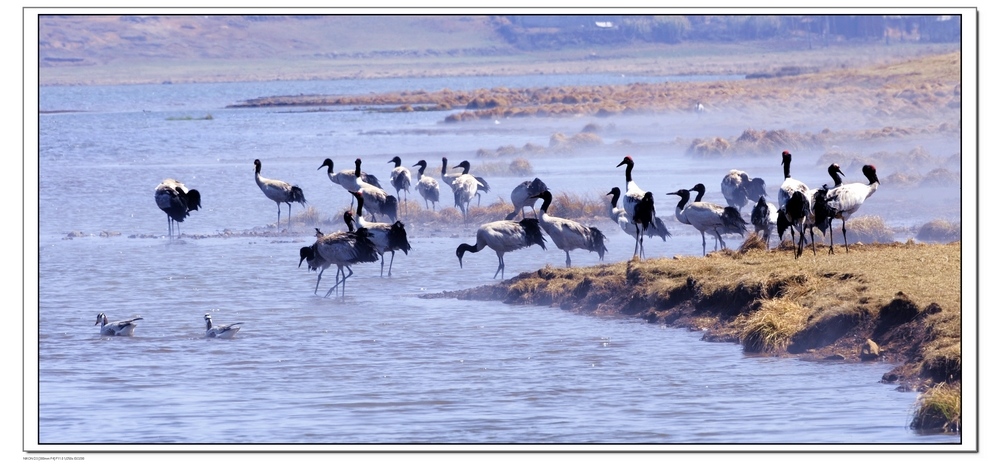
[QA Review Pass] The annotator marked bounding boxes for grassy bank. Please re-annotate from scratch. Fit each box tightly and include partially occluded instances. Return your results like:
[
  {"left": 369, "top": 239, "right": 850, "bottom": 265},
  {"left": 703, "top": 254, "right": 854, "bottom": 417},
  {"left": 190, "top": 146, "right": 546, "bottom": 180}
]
[{"left": 425, "top": 240, "right": 963, "bottom": 433}]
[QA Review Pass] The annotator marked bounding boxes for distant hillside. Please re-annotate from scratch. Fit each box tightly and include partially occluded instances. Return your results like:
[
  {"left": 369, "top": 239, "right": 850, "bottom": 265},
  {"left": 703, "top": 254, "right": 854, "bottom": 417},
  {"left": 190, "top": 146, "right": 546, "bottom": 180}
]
[
  {"left": 35, "top": 14, "right": 961, "bottom": 86},
  {"left": 38, "top": 15, "right": 508, "bottom": 66}
]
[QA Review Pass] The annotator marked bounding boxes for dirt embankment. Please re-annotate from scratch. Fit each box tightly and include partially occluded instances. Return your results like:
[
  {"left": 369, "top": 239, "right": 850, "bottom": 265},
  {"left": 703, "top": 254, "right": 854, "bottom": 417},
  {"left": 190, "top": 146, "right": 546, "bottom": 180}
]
[{"left": 424, "top": 241, "right": 962, "bottom": 395}]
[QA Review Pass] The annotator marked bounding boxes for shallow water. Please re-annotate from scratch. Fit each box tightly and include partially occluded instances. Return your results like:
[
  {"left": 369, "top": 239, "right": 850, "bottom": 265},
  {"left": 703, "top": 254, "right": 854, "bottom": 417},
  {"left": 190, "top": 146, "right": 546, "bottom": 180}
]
[{"left": 32, "top": 75, "right": 961, "bottom": 447}]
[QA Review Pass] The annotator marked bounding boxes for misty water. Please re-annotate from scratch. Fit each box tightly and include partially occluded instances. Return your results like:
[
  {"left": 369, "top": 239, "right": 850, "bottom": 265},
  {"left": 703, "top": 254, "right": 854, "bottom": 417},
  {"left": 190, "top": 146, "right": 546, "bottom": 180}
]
[{"left": 33, "top": 74, "right": 961, "bottom": 446}]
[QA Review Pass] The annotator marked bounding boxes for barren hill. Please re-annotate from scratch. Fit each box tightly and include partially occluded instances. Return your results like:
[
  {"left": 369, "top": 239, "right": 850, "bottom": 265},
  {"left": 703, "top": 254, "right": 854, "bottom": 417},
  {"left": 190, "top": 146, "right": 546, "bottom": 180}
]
[{"left": 37, "top": 15, "right": 959, "bottom": 86}]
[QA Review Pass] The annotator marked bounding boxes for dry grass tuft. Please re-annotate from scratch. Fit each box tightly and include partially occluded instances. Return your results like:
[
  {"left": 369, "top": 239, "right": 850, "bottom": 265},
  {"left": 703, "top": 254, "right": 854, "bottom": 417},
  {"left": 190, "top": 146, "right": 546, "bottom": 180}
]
[
  {"left": 920, "top": 168, "right": 961, "bottom": 187},
  {"left": 471, "top": 158, "right": 535, "bottom": 177},
  {"left": 916, "top": 219, "right": 961, "bottom": 243},
  {"left": 549, "top": 192, "right": 607, "bottom": 220},
  {"left": 838, "top": 215, "right": 895, "bottom": 244},
  {"left": 737, "top": 298, "right": 810, "bottom": 353},
  {"left": 910, "top": 382, "right": 961, "bottom": 433},
  {"left": 686, "top": 137, "right": 731, "bottom": 157},
  {"left": 737, "top": 232, "right": 768, "bottom": 254}
]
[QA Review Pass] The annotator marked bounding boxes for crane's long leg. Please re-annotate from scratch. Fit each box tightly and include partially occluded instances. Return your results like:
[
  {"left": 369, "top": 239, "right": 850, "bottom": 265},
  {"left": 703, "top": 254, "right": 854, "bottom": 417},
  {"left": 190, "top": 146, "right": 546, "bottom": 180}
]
[
  {"left": 700, "top": 231, "right": 707, "bottom": 256},
  {"left": 314, "top": 268, "right": 325, "bottom": 295},
  {"left": 712, "top": 228, "right": 726, "bottom": 251},
  {"left": 565, "top": 250, "right": 571, "bottom": 268},
  {"left": 326, "top": 266, "right": 354, "bottom": 298},
  {"left": 493, "top": 251, "right": 504, "bottom": 280},
  {"left": 841, "top": 220, "right": 849, "bottom": 254},
  {"left": 387, "top": 251, "right": 396, "bottom": 277},
  {"left": 632, "top": 228, "right": 641, "bottom": 259}
]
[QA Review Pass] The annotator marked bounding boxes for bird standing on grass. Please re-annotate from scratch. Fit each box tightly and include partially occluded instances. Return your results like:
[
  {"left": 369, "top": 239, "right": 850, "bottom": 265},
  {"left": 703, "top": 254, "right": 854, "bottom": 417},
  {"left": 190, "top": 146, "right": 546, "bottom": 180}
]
[
  {"left": 631, "top": 192, "right": 656, "bottom": 260},
  {"left": 254, "top": 159, "right": 306, "bottom": 228},
  {"left": 456, "top": 218, "right": 547, "bottom": 280},
  {"left": 615, "top": 155, "right": 647, "bottom": 225},
  {"left": 750, "top": 195, "right": 780, "bottom": 249},
  {"left": 154, "top": 178, "right": 201, "bottom": 239},
  {"left": 813, "top": 164, "right": 881, "bottom": 254},
  {"left": 776, "top": 151, "right": 812, "bottom": 257},
  {"left": 668, "top": 188, "right": 747, "bottom": 256},
  {"left": 690, "top": 183, "right": 745, "bottom": 251},
  {"left": 532, "top": 190, "right": 607, "bottom": 267},
  {"left": 608, "top": 187, "right": 671, "bottom": 248}
]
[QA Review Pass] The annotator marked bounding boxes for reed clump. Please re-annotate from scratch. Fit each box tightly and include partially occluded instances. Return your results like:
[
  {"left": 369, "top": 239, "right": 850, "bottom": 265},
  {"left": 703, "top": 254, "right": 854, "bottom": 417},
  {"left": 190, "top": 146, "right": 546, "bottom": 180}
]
[
  {"left": 916, "top": 219, "right": 961, "bottom": 242},
  {"left": 910, "top": 382, "right": 961, "bottom": 433},
  {"left": 840, "top": 215, "right": 896, "bottom": 244}
]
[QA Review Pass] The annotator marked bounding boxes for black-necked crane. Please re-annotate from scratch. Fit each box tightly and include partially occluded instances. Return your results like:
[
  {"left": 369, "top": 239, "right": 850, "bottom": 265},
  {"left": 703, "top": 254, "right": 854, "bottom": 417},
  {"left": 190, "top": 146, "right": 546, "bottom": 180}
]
[
  {"left": 456, "top": 217, "right": 548, "bottom": 279},
  {"left": 750, "top": 195, "right": 780, "bottom": 249},
  {"left": 350, "top": 158, "right": 398, "bottom": 223},
  {"left": 453, "top": 160, "right": 491, "bottom": 206},
  {"left": 668, "top": 188, "right": 747, "bottom": 256},
  {"left": 721, "top": 169, "right": 768, "bottom": 213},
  {"left": 631, "top": 191, "right": 656, "bottom": 260},
  {"left": 412, "top": 160, "right": 440, "bottom": 211},
  {"left": 154, "top": 178, "right": 201, "bottom": 239},
  {"left": 442, "top": 158, "right": 485, "bottom": 222},
  {"left": 531, "top": 190, "right": 607, "bottom": 267},
  {"left": 779, "top": 189, "right": 816, "bottom": 258},
  {"left": 204, "top": 312, "right": 243, "bottom": 339},
  {"left": 607, "top": 187, "right": 671, "bottom": 247},
  {"left": 813, "top": 164, "right": 881, "bottom": 254},
  {"left": 439, "top": 156, "right": 460, "bottom": 192},
  {"left": 254, "top": 159, "right": 306, "bottom": 228},
  {"left": 387, "top": 156, "right": 412, "bottom": 207},
  {"left": 615, "top": 155, "right": 646, "bottom": 223},
  {"left": 505, "top": 177, "right": 548, "bottom": 220},
  {"left": 318, "top": 158, "right": 382, "bottom": 191},
  {"left": 689, "top": 183, "right": 746, "bottom": 251},
  {"left": 826, "top": 163, "right": 847, "bottom": 187},
  {"left": 95, "top": 313, "right": 143, "bottom": 337},
  {"left": 777, "top": 150, "right": 811, "bottom": 254},
  {"left": 351, "top": 191, "right": 411, "bottom": 277},
  {"left": 298, "top": 211, "right": 379, "bottom": 298}
]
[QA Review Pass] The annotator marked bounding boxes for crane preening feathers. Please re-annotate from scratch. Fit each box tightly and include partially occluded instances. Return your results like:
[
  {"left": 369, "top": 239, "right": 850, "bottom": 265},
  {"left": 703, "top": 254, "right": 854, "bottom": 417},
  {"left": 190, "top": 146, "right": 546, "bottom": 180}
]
[{"left": 154, "top": 178, "right": 201, "bottom": 239}]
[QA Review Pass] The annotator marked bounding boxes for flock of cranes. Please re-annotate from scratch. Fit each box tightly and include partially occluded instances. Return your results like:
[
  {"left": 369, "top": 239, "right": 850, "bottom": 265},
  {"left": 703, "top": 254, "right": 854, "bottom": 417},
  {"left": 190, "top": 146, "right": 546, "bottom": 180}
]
[{"left": 152, "top": 150, "right": 881, "bottom": 301}]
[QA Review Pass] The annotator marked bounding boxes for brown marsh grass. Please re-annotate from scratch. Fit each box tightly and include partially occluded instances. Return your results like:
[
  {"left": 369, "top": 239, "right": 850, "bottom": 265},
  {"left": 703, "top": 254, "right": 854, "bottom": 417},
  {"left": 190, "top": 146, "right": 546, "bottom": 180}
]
[{"left": 910, "top": 382, "right": 961, "bottom": 433}]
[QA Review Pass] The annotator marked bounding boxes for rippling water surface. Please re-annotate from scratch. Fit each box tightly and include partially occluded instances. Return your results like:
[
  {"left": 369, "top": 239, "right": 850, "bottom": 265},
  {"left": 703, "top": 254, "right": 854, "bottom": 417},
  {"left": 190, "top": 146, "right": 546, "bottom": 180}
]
[{"left": 34, "top": 75, "right": 960, "bottom": 447}]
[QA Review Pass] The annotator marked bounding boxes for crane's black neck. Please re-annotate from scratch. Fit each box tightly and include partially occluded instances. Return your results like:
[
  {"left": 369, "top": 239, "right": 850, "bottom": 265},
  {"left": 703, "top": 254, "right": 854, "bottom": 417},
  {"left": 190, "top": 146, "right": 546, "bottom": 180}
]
[
  {"left": 828, "top": 165, "right": 843, "bottom": 186},
  {"left": 608, "top": 188, "right": 620, "bottom": 207},
  {"left": 674, "top": 190, "right": 690, "bottom": 210}
]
